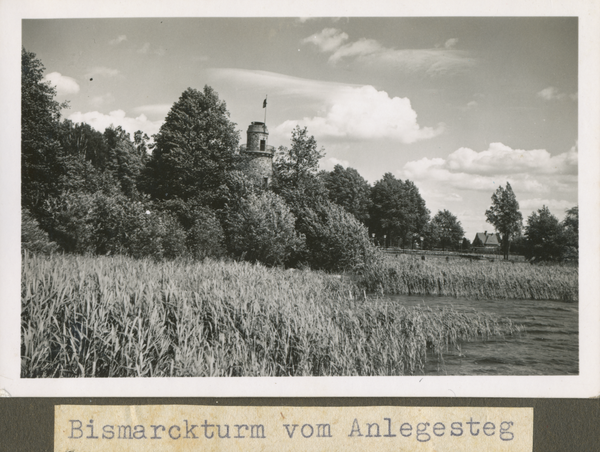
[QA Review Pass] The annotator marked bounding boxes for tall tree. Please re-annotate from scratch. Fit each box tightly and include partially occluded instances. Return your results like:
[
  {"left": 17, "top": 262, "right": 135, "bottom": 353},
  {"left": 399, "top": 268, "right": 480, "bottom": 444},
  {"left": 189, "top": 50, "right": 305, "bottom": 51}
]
[
  {"left": 426, "top": 210, "right": 465, "bottom": 251},
  {"left": 103, "top": 125, "right": 145, "bottom": 198},
  {"left": 139, "top": 86, "right": 240, "bottom": 201},
  {"left": 485, "top": 182, "right": 523, "bottom": 259},
  {"left": 524, "top": 205, "right": 565, "bottom": 261},
  {"left": 370, "top": 173, "right": 429, "bottom": 245},
  {"left": 273, "top": 126, "right": 324, "bottom": 186},
  {"left": 21, "top": 48, "right": 65, "bottom": 212},
  {"left": 321, "top": 164, "right": 372, "bottom": 224},
  {"left": 369, "top": 173, "right": 430, "bottom": 247},
  {"left": 562, "top": 205, "right": 578, "bottom": 260},
  {"left": 272, "top": 126, "right": 328, "bottom": 214},
  {"left": 133, "top": 130, "right": 150, "bottom": 164},
  {"left": 59, "top": 120, "right": 109, "bottom": 169}
]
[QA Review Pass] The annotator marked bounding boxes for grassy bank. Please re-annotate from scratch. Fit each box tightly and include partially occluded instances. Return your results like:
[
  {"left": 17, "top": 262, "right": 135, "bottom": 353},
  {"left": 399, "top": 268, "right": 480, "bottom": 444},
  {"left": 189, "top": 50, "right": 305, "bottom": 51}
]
[
  {"left": 356, "top": 254, "right": 578, "bottom": 302},
  {"left": 21, "top": 253, "right": 520, "bottom": 378}
]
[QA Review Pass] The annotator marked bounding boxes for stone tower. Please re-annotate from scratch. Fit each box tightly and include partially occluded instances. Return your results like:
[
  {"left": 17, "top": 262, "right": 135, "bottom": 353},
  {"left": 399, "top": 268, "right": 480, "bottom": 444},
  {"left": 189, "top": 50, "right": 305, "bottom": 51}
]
[{"left": 241, "top": 121, "right": 275, "bottom": 187}]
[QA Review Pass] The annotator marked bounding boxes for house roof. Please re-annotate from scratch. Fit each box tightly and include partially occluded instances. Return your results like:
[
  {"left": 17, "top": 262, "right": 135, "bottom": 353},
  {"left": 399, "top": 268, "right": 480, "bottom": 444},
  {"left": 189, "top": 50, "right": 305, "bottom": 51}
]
[{"left": 474, "top": 232, "right": 500, "bottom": 246}]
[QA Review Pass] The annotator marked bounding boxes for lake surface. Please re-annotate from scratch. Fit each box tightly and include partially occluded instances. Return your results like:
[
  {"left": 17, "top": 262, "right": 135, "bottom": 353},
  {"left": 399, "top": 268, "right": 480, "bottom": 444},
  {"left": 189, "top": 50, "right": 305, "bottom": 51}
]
[{"left": 387, "top": 295, "right": 578, "bottom": 375}]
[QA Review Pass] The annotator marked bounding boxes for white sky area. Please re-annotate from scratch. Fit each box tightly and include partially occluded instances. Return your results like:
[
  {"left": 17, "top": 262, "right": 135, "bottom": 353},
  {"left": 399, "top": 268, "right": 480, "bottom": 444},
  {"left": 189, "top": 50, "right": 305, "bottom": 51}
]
[{"left": 24, "top": 17, "right": 579, "bottom": 239}]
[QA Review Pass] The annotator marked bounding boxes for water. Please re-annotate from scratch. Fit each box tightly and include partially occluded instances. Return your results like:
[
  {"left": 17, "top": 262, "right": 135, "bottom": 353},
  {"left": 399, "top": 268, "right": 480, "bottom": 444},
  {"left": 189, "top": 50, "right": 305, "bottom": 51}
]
[{"left": 387, "top": 295, "right": 578, "bottom": 376}]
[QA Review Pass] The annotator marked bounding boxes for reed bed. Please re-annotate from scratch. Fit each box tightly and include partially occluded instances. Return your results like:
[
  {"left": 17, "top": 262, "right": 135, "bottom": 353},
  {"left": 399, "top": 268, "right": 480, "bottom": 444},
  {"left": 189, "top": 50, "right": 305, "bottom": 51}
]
[
  {"left": 356, "top": 254, "right": 578, "bottom": 302},
  {"left": 21, "top": 253, "right": 520, "bottom": 378}
]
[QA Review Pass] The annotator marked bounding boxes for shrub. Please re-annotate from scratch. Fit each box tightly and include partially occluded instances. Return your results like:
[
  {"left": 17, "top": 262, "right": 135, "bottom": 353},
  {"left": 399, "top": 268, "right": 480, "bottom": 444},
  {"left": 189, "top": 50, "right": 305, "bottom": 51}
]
[
  {"left": 224, "top": 191, "right": 304, "bottom": 267},
  {"left": 43, "top": 189, "right": 188, "bottom": 260},
  {"left": 21, "top": 208, "right": 58, "bottom": 254},
  {"left": 298, "top": 201, "right": 376, "bottom": 272},
  {"left": 186, "top": 207, "right": 226, "bottom": 260},
  {"left": 42, "top": 191, "right": 97, "bottom": 253}
]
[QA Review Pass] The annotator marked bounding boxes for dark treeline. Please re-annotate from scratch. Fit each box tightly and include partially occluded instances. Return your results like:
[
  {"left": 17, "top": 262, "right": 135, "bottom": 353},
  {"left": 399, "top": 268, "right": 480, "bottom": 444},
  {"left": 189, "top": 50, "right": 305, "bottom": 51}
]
[{"left": 22, "top": 48, "right": 577, "bottom": 269}]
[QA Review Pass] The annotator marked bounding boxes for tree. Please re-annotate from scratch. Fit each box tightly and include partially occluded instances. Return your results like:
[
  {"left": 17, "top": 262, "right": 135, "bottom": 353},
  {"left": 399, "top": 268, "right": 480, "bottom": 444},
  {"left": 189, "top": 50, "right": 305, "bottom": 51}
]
[
  {"left": 524, "top": 205, "right": 565, "bottom": 261},
  {"left": 273, "top": 126, "right": 324, "bottom": 185},
  {"left": 185, "top": 206, "right": 226, "bottom": 260},
  {"left": 59, "top": 120, "right": 109, "bottom": 169},
  {"left": 139, "top": 86, "right": 240, "bottom": 201},
  {"left": 21, "top": 48, "right": 66, "bottom": 213},
  {"left": 426, "top": 210, "right": 465, "bottom": 251},
  {"left": 561, "top": 206, "right": 578, "bottom": 260},
  {"left": 133, "top": 130, "right": 150, "bottom": 165},
  {"left": 224, "top": 191, "right": 304, "bottom": 267},
  {"left": 321, "top": 165, "right": 372, "bottom": 224},
  {"left": 485, "top": 182, "right": 522, "bottom": 260},
  {"left": 369, "top": 173, "right": 430, "bottom": 247},
  {"left": 21, "top": 207, "right": 58, "bottom": 254},
  {"left": 297, "top": 201, "right": 375, "bottom": 272},
  {"left": 272, "top": 126, "right": 329, "bottom": 217},
  {"left": 461, "top": 237, "right": 471, "bottom": 251},
  {"left": 102, "top": 125, "right": 145, "bottom": 198}
]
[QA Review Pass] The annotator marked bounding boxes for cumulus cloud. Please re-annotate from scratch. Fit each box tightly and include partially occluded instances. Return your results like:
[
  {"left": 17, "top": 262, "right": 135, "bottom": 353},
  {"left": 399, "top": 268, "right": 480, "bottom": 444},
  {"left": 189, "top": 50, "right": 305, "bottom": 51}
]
[
  {"left": 400, "top": 143, "right": 578, "bottom": 194},
  {"left": 67, "top": 110, "right": 164, "bottom": 139},
  {"left": 276, "top": 85, "right": 443, "bottom": 143},
  {"left": 208, "top": 68, "right": 442, "bottom": 143},
  {"left": 303, "top": 28, "right": 349, "bottom": 52},
  {"left": 43, "top": 72, "right": 80, "bottom": 95},
  {"left": 109, "top": 35, "right": 127, "bottom": 45},
  {"left": 86, "top": 66, "right": 120, "bottom": 78},
  {"left": 444, "top": 142, "right": 578, "bottom": 176},
  {"left": 302, "top": 28, "right": 475, "bottom": 76},
  {"left": 537, "top": 86, "right": 577, "bottom": 101}
]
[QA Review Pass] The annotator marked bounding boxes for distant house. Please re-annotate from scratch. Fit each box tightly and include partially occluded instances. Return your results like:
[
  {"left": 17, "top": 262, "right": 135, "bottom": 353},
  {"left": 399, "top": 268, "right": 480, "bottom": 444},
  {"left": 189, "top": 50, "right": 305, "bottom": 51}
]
[{"left": 473, "top": 231, "right": 501, "bottom": 247}]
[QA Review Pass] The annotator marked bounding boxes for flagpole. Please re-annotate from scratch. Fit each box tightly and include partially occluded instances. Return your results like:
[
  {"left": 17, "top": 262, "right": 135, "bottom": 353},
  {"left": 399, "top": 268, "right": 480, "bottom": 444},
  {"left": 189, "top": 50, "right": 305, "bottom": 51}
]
[{"left": 264, "top": 94, "right": 267, "bottom": 124}]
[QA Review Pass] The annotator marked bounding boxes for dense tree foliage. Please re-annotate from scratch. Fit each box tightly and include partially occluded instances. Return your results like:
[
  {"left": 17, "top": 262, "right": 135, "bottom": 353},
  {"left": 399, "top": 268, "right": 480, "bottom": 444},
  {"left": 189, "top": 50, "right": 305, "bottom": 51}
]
[
  {"left": 42, "top": 186, "right": 185, "bottom": 258},
  {"left": 272, "top": 126, "right": 328, "bottom": 215},
  {"left": 224, "top": 191, "right": 304, "bottom": 267},
  {"left": 186, "top": 206, "right": 227, "bottom": 261},
  {"left": 139, "top": 86, "right": 240, "bottom": 201},
  {"left": 297, "top": 201, "right": 375, "bottom": 272},
  {"left": 523, "top": 205, "right": 578, "bottom": 262},
  {"left": 21, "top": 48, "right": 65, "bottom": 213},
  {"left": 21, "top": 207, "right": 58, "bottom": 254},
  {"left": 321, "top": 164, "right": 372, "bottom": 224},
  {"left": 369, "top": 173, "right": 429, "bottom": 247},
  {"left": 485, "top": 182, "right": 523, "bottom": 260},
  {"left": 274, "top": 126, "right": 324, "bottom": 185},
  {"left": 562, "top": 206, "right": 578, "bottom": 260},
  {"left": 422, "top": 210, "right": 465, "bottom": 251}
]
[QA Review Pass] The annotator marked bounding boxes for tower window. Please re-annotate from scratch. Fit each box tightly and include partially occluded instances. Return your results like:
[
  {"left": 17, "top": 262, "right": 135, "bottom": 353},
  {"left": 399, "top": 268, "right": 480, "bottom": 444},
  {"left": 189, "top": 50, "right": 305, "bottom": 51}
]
[
  {"left": 260, "top": 139, "right": 266, "bottom": 151},
  {"left": 263, "top": 177, "right": 269, "bottom": 188}
]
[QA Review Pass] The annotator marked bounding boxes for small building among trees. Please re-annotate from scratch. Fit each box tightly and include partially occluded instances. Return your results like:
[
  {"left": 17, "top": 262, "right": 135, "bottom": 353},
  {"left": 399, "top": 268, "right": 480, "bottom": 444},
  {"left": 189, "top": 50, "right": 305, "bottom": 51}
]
[{"left": 472, "top": 231, "right": 501, "bottom": 248}]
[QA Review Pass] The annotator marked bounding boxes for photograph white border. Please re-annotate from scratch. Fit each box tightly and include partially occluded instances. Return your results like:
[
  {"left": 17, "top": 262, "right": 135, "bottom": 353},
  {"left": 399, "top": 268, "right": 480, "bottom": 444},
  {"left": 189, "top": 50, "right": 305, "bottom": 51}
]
[{"left": 1, "top": 0, "right": 598, "bottom": 398}]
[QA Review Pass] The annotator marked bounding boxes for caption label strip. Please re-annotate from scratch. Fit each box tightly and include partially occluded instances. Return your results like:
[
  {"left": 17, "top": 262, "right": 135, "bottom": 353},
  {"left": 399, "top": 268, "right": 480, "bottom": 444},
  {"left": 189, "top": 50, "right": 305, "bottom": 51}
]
[{"left": 55, "top": 405, "right": 533, "bottom": 451}]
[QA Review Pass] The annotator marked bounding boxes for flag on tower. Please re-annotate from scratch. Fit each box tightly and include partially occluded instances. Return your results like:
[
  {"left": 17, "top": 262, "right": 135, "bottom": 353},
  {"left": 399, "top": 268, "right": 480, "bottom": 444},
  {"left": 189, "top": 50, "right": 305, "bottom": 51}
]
[{"left": 263, "top": 97, "right": 267, "bottom": 108}]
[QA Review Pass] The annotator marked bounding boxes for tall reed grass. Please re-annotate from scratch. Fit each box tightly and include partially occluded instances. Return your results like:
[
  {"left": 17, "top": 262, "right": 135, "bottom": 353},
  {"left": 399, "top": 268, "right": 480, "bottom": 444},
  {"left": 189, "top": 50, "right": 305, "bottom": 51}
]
[
  {"left": 356, "top": 254, "right": 578, "bottom": 302},
  {"left": 21, "top": 252, "right": 520, "bottom": 377}
]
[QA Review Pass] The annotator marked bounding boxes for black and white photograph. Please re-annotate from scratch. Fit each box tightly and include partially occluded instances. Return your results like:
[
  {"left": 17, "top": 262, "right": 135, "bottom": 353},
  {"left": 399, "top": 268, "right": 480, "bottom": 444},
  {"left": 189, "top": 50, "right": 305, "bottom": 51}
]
[{"left": 1, "top": 1, "right": 598, "bottom": 398}]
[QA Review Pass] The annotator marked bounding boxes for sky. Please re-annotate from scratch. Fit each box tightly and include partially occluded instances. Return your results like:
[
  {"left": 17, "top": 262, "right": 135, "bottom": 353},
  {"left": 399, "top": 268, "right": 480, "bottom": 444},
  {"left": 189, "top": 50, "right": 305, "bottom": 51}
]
[{"left": 22, "top": 17, "right": 579, "bottom": 239}]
